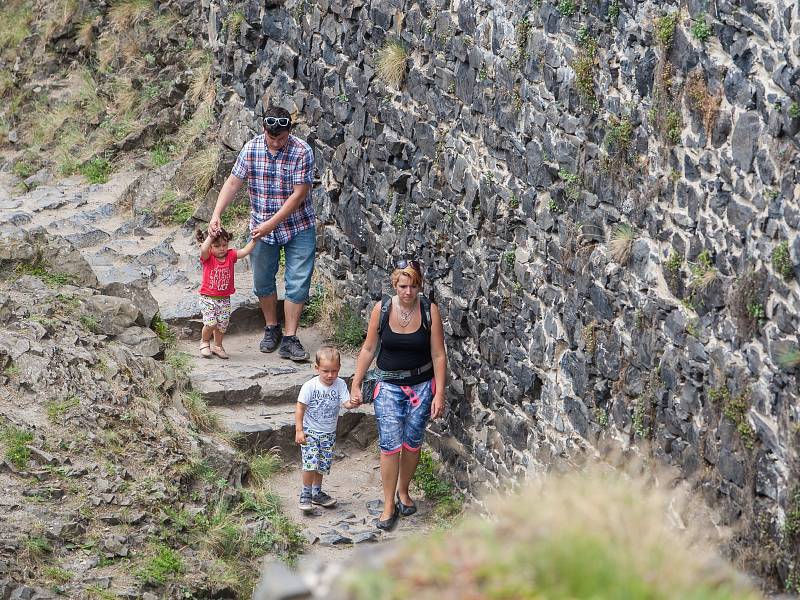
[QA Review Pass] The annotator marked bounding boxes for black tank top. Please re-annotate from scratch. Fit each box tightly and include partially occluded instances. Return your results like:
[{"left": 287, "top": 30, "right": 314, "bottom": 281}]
[{"left": 376, "top": 310, "right": 433, "bottom": 386}]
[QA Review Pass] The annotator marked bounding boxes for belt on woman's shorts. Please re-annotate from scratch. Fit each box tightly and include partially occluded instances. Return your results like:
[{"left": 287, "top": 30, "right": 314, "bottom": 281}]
[{"left": 367, "top": 361, "right": 433, "bottom": 381}]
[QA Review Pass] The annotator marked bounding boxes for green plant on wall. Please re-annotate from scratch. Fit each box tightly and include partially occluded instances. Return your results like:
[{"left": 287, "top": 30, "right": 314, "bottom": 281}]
[
  {"left": 654, "top": 12, "right": 679, "bottom": 50},
  {"left": 772, "top": 241, "right": 793, "bottom": 279},
  {"left": 691, "top": 15, "right": 712, "bottom": 42}
]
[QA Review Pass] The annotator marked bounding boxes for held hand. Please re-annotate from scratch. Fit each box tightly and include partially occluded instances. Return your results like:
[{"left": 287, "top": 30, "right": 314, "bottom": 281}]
[
  {"left": 295, "top": 430, "right": 306, "bottom": 445},
  {"left": 208, "top": 215, "right": 221, "bottom": 237},
  {"left": 430, "top": 394, "right": 445, "bottom": 420},
  {"left": 251, "top": 221, "right": 273, "bottom": 240},
  {"left": 350, "top": 386, "right": 362, "bottom": 407}
]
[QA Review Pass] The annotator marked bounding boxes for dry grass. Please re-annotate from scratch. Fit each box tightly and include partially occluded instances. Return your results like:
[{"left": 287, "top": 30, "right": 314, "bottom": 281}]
[
  {"left": 690, "top": 267, "right": 718, "bottom": 292},
  {"left": 376, "top": 39, "right": 408, "bottom": 89},
  {"left": 344, "top": 472, "right": 760, "bottom": 600},
  {"left": 42, "top": 0, "right": 79, "bottom": 41},
  {"left": 183, "top": 146, "right": 220, "bottom": 197},
  {"left": 608, "top": 223, "right": 637, "bottom": 265},
  {"left": 108, "top": 0, "right": 154, "bottom": 32},
  {"left": 188, "top": 51, "right": 216, "bottom": 107},
  {"left": 685, "top": 70, "right": 721, "bottom": 137},
  {"left": 182, "top": 390, "right": 220, "bottom": 433}
]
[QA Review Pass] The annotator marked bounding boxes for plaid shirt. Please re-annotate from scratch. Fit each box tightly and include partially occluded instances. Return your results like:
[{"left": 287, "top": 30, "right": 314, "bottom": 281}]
[{"left": 231, "top": 134, "right": 315, "bottom": 245}]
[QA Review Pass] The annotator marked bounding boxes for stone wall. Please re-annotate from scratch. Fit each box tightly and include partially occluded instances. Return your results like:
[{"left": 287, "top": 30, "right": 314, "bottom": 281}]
[{"left": 204, "top": 0, "right": 800, "bottom": 587}]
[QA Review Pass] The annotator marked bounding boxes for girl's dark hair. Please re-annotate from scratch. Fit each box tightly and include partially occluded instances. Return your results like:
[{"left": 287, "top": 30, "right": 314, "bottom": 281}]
[{"left": 195, "top": 228, "right": 232, "bottom": 244}]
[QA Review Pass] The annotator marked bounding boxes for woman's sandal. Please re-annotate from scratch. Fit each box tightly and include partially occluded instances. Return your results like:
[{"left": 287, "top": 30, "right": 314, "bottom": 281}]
[
  {"left": 199, "top": 342, "right": 212, "bottom": 358},
  {"left": 211, "top": 345, "right": 229, "bottom": 360},
  {"left": 396, "top": 492, "right": 417, "bottom": 516}
]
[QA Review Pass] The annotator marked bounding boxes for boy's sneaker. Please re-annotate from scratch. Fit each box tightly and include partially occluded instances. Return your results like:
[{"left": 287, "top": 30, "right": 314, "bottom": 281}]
[
  {"left": 298, "top": 490, "right": 313, "bottom": 512},
  {"left": 278, "top": 336, "right": 309, "bottom": 362},
  {"left": 311, "top": 490, "right": 337, "bottom": 508},
  {"left": 260, "top": 325, "right": 282, "bottom": 353}
]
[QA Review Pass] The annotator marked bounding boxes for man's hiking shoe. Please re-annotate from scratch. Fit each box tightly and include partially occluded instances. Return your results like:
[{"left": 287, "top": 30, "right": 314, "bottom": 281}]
[
  {"left": 298, "top": 490, "right": 313, "bottom": 512},
  {"left": 278, "top": 336, "right": 309, "bottom": 362},
  {"left": 260, "top": 325, "right": 281, "bottom": 353},
  {"left": 311, "top": 491, "right": 337, "bottom": 508}
]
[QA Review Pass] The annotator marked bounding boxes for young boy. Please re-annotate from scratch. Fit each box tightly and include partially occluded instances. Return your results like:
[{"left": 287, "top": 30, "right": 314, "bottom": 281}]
[{"left": 295, "top": 346, "right": 353, "bottom": 511}]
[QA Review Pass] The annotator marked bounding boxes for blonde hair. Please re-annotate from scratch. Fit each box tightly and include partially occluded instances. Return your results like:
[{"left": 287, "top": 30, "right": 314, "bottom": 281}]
[
  {"left": 315, "top": 346, "right": 341, "bottom": 366},
  {"left": 391, "top": 266, "right": 423, "bottom": 287}
]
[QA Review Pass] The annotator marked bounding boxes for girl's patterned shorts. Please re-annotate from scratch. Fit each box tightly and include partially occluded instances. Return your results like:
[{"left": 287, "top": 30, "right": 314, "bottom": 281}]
[
  {"left": 199, "top": 295, "right": 232, "bottom": 332},
  {"left": 300, "top": 430, "right": 336, "bottom": 474}
]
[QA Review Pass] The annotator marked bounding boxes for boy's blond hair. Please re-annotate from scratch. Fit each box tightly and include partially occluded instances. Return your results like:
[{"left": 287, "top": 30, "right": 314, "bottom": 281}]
[{"left": 315, "top": 346, "right": 341, "bottom": 366}]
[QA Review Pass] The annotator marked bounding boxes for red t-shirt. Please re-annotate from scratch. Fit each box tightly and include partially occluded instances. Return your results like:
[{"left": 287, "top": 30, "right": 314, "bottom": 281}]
[{"left": 199, "top": 249, "right": 238, "bottom": 297}]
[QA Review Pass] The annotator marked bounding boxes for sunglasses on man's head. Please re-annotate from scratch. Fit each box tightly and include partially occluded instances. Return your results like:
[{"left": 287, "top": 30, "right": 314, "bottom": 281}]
[
  {"left": 395, "top": 259, "right": 422, "bottom": 273},
  {"left": 264, "top": 117, "right": 291, "bottom": 128}
]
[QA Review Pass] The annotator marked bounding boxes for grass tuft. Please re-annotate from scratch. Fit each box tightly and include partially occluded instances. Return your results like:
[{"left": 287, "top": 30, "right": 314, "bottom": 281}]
[
  {"left": 80, "top": 157, "right": 112, "bottom": 184},
  {"left": 183, "top": 146, "right": 220, "bottom": 197},
  {"left": 136, "top": 544, "right": 184, "bottom": 585},
  {"left": 182, "top": 390, "right": 220, "bottom": 433},
  {"left": 332, "top": 304, "right": 366, "bottom": 349},
  {"left": 412, "top": 449, "right": 463, "bottom": 521},
  {"left": 608, "top": 223, "right": 636, "bottom": 265},
  {"left": 248, "top": 450, "right": 283, "bottom": 487},
  {"left": 376, "top": 39, "right": 407, "bottom": 89},
  {"left": 1, "top": 423, "right": 34, "bottom": 469}
]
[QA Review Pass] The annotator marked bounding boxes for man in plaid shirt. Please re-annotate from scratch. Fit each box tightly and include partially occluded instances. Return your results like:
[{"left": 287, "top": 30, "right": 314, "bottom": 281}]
[{"left": 209, "top": 105, "right": 315, "bottom": 361}]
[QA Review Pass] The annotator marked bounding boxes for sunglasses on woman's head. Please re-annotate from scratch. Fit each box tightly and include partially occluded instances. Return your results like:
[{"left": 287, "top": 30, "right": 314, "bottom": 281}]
[
  {"left": 264, "top": 117, "right": 291, "bottom": 128},
  {"left": 395, "top": 259, "right": 422, "bottom": 273}
]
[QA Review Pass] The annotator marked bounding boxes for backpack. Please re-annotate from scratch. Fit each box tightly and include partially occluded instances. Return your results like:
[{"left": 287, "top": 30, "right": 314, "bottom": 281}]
[{"left": 378, "top": 293, "right": 432, "bottom": 335}]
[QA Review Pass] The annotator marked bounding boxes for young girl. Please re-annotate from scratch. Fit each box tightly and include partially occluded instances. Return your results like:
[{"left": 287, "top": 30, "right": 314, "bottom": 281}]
[
  {"left": 196, "top": 228, "right": 256, "bottom": 359},
  {"left": 295, "top": 346, "right": 355, "bottom": 511}
]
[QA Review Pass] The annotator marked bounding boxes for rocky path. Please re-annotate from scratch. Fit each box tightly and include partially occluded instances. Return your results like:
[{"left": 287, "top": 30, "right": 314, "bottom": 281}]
[
  {"left": 178, "top": 326, "right": 437, "bottom": 561},
  {"left": 1, "top": 168, "right": 438, "bottom": 568}
]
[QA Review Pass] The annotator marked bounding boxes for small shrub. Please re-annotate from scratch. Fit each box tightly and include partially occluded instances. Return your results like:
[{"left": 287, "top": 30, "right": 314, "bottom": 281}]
[
  {"left": 165, "top": 349, "right": 193, "bottom": 380},
  {"left": 1, "top": 424, "right": 34, "bottom": 469},
  {"left": 332, "top": 305, "right": 366, "bottom": 349},
  {"left": 503, "top": 246, "right": 516, "bottom": 273},
  {"left": 572, "top": 40, "right": 598, "bottom": 108},
  {"left": 412, "top": 449, "right": 463, "bottom": 520},
  {"left": 784, "top": 488, "right": 800, "bottom": 540},
  {"left": 225, "top": 10, "right": 245, "bottom": 37},
  {"left": 151, "top": 314, "right": 175, "bottom": 347},
  {"left": 772, "top": 241, "right": 793, "bottom": 279},
  {"left": 558, "top": 169, "right": 581, "bottom": 202},
  {"left": 608, "top": 223, "right": 636, "bottom": 265},
  {"left": 12, "top": 156, "right": 38, "bottom": 179},
  {"left": 604, "top": 117, "right": 633, "bottom": 160},
  {"left": 665, "top": 110, "right": 682, "bottom": 144},
  {"left": 654, "top": 12, "right": 679, "bottom": 50},
  {"left": 136, "top": 544, "right": 184, "bottom": 584},
  {"left": 691, "top": 15, "right": 712, "bottom": 42},
  {"left": 79, "top": 314, "right": 100, "bottom": 333},
  {"left": 790, "top": 102, "right": 800, "bottom": 119},
  {"left": 509, "top": 194, "right": 520, "bottom": 210},
  {"left": 593, "top": 407, "right": 609, "bottom": 427},
  {"left": 689, "top": 249, "right": 718, "bottom": 291},
  {"left": 722, "top": 389, "right": 755, "bottom": 450},
  {"left": 557, "top": 0, "right": 577, "bottom": 17},
  {"left": 376, "top": 39, "right": 407, "bottom": 89},
  {"left": 608, "top": 0, "right": 621, "bottom": 22},
  {"left": 665, "top": 251, "right": 682, "bottom": 274},
  {"left": 583, "top": 322, "right": 597, "bottom": 354},
  {"left": 22, "top": 535, "right": 52, "bottom": 562},
  {"left": 80, "top": 157, "right": 112, "bottom": 184}
]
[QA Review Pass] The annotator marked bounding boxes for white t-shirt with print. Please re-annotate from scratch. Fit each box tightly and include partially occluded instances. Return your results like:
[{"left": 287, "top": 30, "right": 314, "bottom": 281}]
[{"left": 297, "top": 376, "right": 350, "bottom": 434}]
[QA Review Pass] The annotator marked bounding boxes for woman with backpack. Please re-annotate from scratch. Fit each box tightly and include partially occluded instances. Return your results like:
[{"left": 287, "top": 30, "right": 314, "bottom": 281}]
[{"left": 349, "top": 259, "right": 448, "bottom": 531}]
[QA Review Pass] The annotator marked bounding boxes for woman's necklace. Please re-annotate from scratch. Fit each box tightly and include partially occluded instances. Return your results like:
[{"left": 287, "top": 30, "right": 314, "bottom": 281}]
[{"left": 397, "top": 299, "right": 417, "bottom": 328}]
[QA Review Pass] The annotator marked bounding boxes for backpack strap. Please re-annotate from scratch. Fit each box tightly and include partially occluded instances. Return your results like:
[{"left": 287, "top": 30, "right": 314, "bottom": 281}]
[
  {"left": 377, "top": 294, "right": 392, "bottom": 336},
  {"left": 419, "top": 294, "right": 432, "bottom": 331}
]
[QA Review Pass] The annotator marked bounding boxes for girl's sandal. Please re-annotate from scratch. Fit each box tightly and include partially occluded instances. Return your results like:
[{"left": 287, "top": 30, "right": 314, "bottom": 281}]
[
  {"left": 211, "top": 345, "right": 229, "bottom": 360},
  {"left": 199, "top": 342, "right": 212, "bottom": 358}
]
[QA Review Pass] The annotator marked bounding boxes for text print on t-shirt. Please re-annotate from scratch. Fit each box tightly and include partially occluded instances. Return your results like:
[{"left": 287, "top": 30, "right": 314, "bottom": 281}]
[
  {"left": 307, "top": 388, "right": 342, "bottom": 422},
  {"left": 208, "top": 264, "right": 231, "bottom": 292}
]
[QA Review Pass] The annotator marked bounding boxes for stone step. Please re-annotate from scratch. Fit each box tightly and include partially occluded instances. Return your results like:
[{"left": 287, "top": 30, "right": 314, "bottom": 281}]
[
  {"left": 182, "top": 328, "right": 356, "bottom": 406},
  {"left": 217, "top": 403, "right": 377, "bottom": 458}
]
